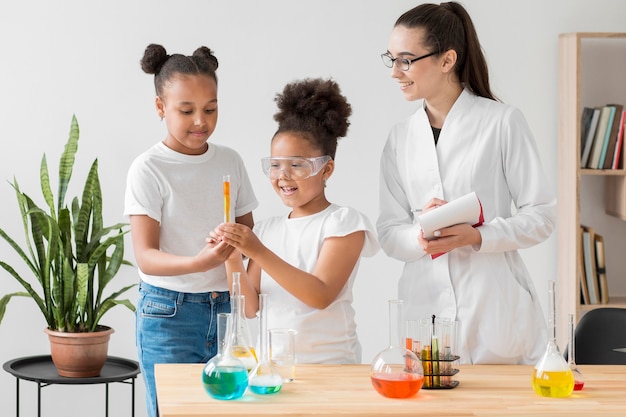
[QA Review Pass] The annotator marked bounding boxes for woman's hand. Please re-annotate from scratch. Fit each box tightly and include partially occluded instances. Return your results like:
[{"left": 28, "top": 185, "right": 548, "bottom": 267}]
[
  {"left": 417, "top": 223, "right": 482, "bottom": 255},
  {"left": 422, "top": 197, "right": 447, "bottom": 213}
]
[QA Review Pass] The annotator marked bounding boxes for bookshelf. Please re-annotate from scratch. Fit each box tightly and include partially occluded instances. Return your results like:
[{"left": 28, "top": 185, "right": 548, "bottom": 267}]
[{"left": 557, "top": 32, "right": 626, "bottom": 347}]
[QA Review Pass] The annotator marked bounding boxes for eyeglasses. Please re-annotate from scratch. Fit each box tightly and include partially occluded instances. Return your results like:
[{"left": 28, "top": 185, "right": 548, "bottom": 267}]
[
  {"left": 261, "top": 155, "right": 331, "bottom": 180},
  {"left": 381, "top": 51, "right": 439, "bottom": 71}
]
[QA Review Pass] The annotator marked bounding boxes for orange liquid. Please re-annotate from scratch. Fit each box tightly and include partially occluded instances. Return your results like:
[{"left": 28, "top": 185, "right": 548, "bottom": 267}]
[
  {"left": 371, "top": 373, "right": 424, "bottom": 398},
  {"left": 223, "top": 180, "right": 231, "bottom": 222}
]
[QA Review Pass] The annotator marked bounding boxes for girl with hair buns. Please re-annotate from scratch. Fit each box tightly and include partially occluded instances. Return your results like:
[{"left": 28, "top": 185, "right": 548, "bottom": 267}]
[
  {"left": 213, "top": 78, "right": 379, "bottom": 364},
  {"left": 124, "top": 44, "right": 257, "bottom": 416},
  {"left": 377, "top": 2, "right": 556, "bottom": 365}
]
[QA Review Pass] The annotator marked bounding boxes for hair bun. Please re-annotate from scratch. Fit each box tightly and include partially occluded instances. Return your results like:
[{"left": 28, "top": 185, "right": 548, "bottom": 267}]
[
  {"left": 193, "top": 46, "right": 219, "bottom": 72},
  {"left": 140, "top": 44, "right": 169, "bottom": 74}
]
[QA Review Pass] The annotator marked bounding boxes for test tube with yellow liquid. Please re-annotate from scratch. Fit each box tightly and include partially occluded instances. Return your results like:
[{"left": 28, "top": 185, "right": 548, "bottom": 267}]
[{"left": 223, "top": 175, "right": 231, "bottom": 223}]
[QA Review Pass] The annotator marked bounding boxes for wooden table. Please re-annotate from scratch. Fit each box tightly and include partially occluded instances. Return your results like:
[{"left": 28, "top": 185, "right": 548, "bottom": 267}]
[{"left": 155, "top": 363, "right": 626, "bottom": 416}]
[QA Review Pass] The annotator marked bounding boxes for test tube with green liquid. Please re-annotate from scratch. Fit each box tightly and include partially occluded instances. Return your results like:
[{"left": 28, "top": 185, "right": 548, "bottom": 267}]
[{"left": 431, "top": 315, "right": 440, "bottom": 387}]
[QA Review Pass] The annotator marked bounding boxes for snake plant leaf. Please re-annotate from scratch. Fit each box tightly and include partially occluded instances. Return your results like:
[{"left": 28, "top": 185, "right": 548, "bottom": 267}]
[
  {"left": 0, "top": 263, "right": 50, "bottom": 326},
  {"left": 58, "top": 207, "right": 73, "bottom": 262},
  {"left": 81, "top": 223, "right": 129, "bottom": 258},
  {"left": 57, "top": 115, "right": 79, "bottom": 212},
  {"left": 74, "top": 262, "right": 89, "bottom": 330},
  {"left": 74, "top": 163, "right": 99, "bottom": 256},
  {"left": 89, "top": 160, "right": 104, "bottom": 233},
  {"left": 51, "top": 274, "right": 64, "bottom": 330},
  {"left": 10, "top": 180, "right": 40, "bottom": 270},
  {"left": 0, "top": 226, "right": 39, "bottom": 282},
  {"left": 93, "top": 234, "right": 125, "bottom": 305},
  {"left": 40, "top": 154, "right": 55, "bottom": 219},
  {"left": 90, "top": 296, "right": 136, "bottom": 332},
  {"left": 0, "top": 292, "right": 31, "bottom": 324}
]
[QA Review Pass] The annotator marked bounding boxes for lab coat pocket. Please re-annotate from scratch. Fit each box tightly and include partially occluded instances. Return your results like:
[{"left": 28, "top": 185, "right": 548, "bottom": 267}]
[{"left": 477, "top": 260, "right": 538, "bottom": 360}]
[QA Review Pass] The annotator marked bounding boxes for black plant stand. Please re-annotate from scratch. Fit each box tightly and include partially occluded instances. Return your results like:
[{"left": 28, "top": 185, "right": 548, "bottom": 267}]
[{"left": 3, "top": 355, "right": 140, "bottom": 417}]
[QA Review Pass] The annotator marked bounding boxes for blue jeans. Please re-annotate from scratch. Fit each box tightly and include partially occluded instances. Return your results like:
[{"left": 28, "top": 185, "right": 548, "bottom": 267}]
[{"left": 136, "top": 281, "right": 230, "bottom": 417}]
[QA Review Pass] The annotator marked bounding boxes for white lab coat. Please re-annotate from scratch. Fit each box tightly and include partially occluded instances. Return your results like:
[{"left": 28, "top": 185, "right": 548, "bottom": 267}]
[{"left": 377, "top": 89, "right": 556, "bottom": 364}]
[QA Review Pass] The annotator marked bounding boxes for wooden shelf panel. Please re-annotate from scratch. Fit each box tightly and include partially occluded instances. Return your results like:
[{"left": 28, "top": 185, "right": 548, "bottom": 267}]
[
  {"left": 581, "top": 169, "right": 626, "bottom": 176},
  {"left": 557, "top": 32, "right": 626, "bottom": 347}
]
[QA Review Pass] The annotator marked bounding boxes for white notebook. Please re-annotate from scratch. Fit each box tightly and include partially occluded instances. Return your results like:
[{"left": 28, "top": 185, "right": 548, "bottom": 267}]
[{"left": 417, "top": 192, "right": 483, "bottom": 240}]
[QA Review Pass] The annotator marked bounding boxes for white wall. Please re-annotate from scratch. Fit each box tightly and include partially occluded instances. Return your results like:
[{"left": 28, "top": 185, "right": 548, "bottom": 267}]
[{"left": 1, "top": 1, "right": 625, "bottom": 416}]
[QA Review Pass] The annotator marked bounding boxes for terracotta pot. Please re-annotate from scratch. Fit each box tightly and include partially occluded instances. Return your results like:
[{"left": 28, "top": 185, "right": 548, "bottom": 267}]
[{"left": 44, "top": 326, "right": 114, "bottom": 377}]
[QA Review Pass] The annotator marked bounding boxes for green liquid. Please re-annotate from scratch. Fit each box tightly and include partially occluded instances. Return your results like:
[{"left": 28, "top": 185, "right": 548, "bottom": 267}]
[
  {"left": 202, "top": 366, "right": 248, "bottom": 400},
  {"left": 249, "top": 374, "right": 282, "bottom": 395},
  {"left": 249, "top": 384, "right": 282, "bottom": 394}
]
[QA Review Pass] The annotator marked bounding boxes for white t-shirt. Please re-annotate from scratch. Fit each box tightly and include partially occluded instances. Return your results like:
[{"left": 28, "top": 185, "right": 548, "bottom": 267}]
[
  {"left": 254, "top": 204, "right": 379, "bottom": 364},
  {"left": 124, "top": 142, "right": 258, "bottom": 293}
]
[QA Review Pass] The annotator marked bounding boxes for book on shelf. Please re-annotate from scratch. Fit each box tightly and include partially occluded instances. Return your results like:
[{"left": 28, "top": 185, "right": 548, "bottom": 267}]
[
  {"left": 594, "top": 233, "right": 609, "bottom": 304},
  {"left": 578, "top": 225, "right": 590, "bottom": 305},
  {"left": 602, "top": 104, "right": 623, "bottom": 169},
  {"left": 580, "top": 107, "right": 599, "bottom": 168},
  {"left": 612, "top": 109, "right": 626, "bottom": 169},
  {"left": 587, "top": 106, "right": 613, "bottom": 169},
  {"left": 581, "top": 225, "right": 600, "bottom": 304}
]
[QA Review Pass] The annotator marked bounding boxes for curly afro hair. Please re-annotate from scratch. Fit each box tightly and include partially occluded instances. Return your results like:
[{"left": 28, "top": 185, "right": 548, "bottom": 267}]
[{"left": 273, "top": 78, "right": 352, "bottom": 159}]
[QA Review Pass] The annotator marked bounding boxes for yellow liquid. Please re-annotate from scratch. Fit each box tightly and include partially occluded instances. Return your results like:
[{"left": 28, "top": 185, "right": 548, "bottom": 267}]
[
  {"left": 232, "top": 345, "right": 258, "bottom": 370},
  {"left": 532, "top": 369, "right": 574, "bottom": 398}
]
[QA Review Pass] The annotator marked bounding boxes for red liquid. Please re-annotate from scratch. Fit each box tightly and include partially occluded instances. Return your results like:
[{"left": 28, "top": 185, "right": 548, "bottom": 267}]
[
  {"left": 574, "top": 380, "right": 584, "bottom": 390},
  {"left": 371, "top": 373, "right": 424, "bottom": 398}
]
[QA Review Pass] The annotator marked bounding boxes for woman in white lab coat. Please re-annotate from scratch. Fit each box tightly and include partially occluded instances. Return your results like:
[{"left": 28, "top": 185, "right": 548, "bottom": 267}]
[{"left": 377, "top": 2, "right": 556, "bottom": 364}]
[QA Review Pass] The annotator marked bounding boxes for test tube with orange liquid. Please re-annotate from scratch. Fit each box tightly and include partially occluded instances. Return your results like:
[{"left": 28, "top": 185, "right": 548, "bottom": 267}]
[{"left": 223, "top": 175, "right": 231, "bottom": 222}]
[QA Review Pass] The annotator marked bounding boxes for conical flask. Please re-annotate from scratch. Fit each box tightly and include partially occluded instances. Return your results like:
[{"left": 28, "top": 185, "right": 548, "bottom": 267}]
[
  {"left": 231, "top": 272, "right": 258, "bottom": 369},
  {"left": 248, "top": 294, "right": 283, "bottom": 394},
  {"left": 532, "top": 280, "right": 574, "bottom": 398},
  {"left": 231, "top": 294, "right": 258, "bottom": 371},
  {"left": 568, "top": 313, "right": 584, "bottom": 390},
  {"left": 370, "top": 299, "right": 424, "bottom": 398},
  {"left": 202, "top": 312, "right": 249, "bottom": 400}
]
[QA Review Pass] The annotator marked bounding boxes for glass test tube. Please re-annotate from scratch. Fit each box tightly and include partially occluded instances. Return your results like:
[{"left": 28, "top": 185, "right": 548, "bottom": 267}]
[
  {"left": 419, "top": 318, "right": 433, "bottom": 388},
  {"left": 223, "top": 175, "right": 231, "bottom": 223}
]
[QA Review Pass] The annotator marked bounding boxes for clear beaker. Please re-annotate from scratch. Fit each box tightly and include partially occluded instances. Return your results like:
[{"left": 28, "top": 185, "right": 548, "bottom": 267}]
[
  {"left": 202, "top": 312, "right": 249, "bottom": 400},
  {"left": 370, "top": 299, "right": 424, "bottom": 398},
  {"left": 230, "top": 272, "right": 257, "bottom": 371},
  {"left": 269, "top": 328, "right": 297, "bottom": 382},
  {"left": 248, "top": 294, "right": 283, "bottom": 394},
  {"left": 568, "top": 313, "right": 584, "bottom": 390},
  {"left": 531, "top": 280, "right": 574, "bottom": 397}
]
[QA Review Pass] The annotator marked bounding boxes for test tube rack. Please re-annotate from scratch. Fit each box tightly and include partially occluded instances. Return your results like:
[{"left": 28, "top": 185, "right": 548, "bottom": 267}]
[{"left": 417, "top": 354, "right": 460, "bottom": 389}]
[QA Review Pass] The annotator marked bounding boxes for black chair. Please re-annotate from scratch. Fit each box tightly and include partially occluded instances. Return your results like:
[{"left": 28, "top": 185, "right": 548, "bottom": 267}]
[{"left": 574, "top": 308, "right": 626, "bottom": 364}]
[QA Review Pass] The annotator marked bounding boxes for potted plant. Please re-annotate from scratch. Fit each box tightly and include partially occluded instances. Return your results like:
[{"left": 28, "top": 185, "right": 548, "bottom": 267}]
[{"left": 0, "top": 115, "right": 136, "bottom": 377}]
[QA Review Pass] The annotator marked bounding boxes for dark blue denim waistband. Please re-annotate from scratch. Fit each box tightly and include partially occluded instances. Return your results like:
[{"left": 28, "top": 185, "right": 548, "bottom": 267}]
[{"left": 139, "top": 280, "right": 230, "bottom": 305}]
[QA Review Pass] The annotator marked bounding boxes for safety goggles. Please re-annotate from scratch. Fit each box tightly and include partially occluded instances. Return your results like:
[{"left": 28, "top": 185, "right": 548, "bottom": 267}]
[{"left": 260, "top": 155, "right": 331, "bottom": 180}]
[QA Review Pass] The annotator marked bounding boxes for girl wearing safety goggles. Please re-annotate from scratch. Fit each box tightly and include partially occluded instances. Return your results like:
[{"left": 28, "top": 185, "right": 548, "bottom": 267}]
[{"left": 213, "top": 78, "right": 379, "bottom": 364}]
